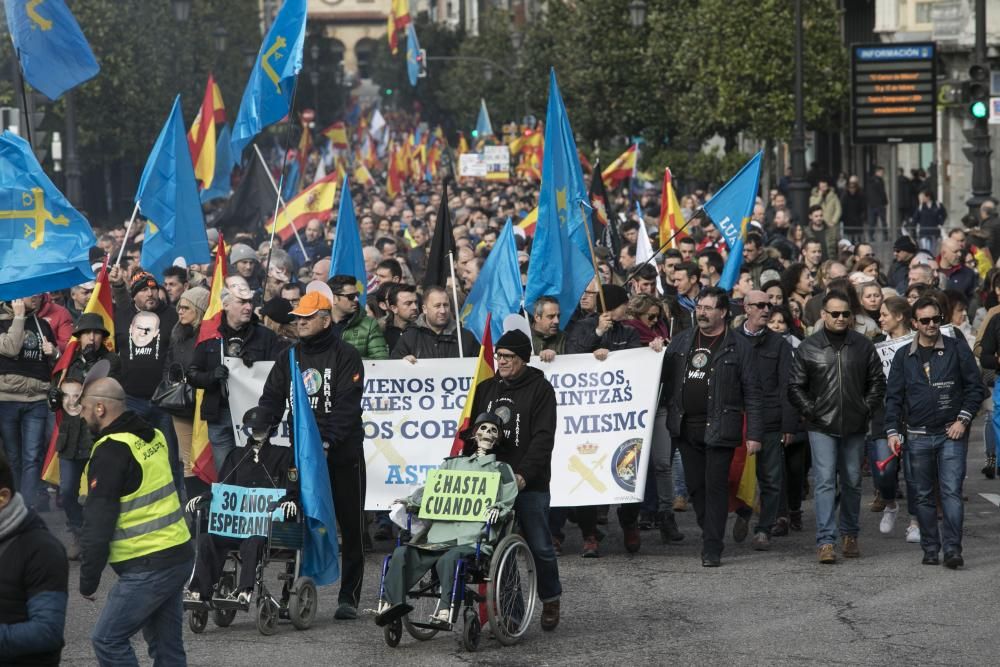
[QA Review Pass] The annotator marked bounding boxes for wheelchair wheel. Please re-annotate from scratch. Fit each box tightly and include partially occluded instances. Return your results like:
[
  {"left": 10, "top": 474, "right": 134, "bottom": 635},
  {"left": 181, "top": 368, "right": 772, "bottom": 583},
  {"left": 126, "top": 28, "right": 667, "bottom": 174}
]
[
  {"left": 460, "top": 607, "right": 481, "bottom": 652},
  {"left": 213, "top": 575, "right": 237, "bottom": 628},
  {"left": 384, "top": 618, "right": 403, "bottom": 647},
  {"left": 402, "top": 571, "right": 440, "bottom": 641},
  {"left": 288, "top": 577, "right": 317, "bottom": 630},
  {"left": 256, "top": 597, "right": 279, "bottom": 636},
  {"left": 189, "top": 609, "right": 208, "bottom": 634},
  {"left": 486, "top": 533, "right": 537, "bottom": 646}
]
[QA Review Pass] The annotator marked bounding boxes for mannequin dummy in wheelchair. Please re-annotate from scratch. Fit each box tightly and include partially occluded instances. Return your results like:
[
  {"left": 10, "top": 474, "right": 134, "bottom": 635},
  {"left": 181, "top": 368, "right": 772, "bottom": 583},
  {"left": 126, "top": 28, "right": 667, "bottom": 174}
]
[{"left": 375, "top": 412, "right": 518, "bottom": 627}]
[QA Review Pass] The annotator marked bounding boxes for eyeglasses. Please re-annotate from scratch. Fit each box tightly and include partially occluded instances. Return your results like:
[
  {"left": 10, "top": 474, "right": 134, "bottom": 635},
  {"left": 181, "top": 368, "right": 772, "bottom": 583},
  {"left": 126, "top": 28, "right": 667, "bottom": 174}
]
[
  {"left": 494, "top": 351, "right": 520, "bottom": 361},
  {"left": 694, "top": 304, "right": 720, "bottom": 312},
  {"left": 824, "top": 310, "right": 852, "bottom": 319},
  {"left": 642, "top": 312, "right": 660, "bottom": 321},
  {"left": 747, "top": 302, "right": 772, "bottom": 311},
  {"left": 334, "top": 292, "right": 359, "bottom": 301},
  {"left": 916, "top": 315, "right": 945, "bottom": 325}
]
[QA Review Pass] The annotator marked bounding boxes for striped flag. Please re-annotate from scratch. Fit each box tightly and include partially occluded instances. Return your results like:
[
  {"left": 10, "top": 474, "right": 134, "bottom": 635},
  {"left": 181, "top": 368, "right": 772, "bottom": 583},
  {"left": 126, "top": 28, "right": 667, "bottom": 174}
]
[
  {"left": 601, "top": 144, "right": 638, "bottom": 189},
  {"left": 449, "top": 315, "right": 494, "bottom": 456},
  {"left": 658, "top": 168, "right": 688, "bottom": 249},
  {"left": 516, "top": 207, "right": 538, "bottom": 237},
  {"left": 188, "top": 73, "right": 226, "bottom": 189},
  {"left": 323, "top": 121, "right": 349, "bottom": 149},
  {"left": 264, "top": 171, "right": 338, "bottom": 244}
]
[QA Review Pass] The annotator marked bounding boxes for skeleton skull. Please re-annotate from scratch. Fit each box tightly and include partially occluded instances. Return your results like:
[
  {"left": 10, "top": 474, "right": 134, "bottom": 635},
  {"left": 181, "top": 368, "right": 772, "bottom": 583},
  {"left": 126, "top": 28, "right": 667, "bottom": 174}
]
[{"left": 474, "top": 422, "right": 499, "bottom": 455}]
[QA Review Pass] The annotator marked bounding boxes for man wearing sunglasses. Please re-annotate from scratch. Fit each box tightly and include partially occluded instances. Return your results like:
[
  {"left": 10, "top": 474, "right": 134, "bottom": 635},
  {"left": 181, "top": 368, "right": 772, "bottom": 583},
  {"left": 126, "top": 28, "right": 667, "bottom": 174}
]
[
  {"left": 327, "top": 274, "right": 388, "bottom": 360},
  {"left": 789, "top": 290, "right": 885, "bottom": 564},
  {"left": 884, "top": 296, "right": 984, "bottom": 569}
]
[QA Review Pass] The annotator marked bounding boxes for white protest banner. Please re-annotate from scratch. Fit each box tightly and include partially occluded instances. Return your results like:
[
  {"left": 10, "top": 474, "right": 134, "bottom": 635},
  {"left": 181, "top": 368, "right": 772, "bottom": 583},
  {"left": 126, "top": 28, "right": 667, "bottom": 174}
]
[
  {"left": 225, "top": 348, "right": 663, "bottom": 510},
  {"left": 873, "top": 325, "right": 954, "bottom": 377},
  {"left": 225, "top": 358, "right": 289, "bottom": 447},
  {"left": 207, "top": 482, "right": 284, "bottom": 538},
  {"left": 483, "top": 145, "right": 510, "bottom": 181},
  {"left": 458, "top": 153, "right": 487, "bottom": 177}
]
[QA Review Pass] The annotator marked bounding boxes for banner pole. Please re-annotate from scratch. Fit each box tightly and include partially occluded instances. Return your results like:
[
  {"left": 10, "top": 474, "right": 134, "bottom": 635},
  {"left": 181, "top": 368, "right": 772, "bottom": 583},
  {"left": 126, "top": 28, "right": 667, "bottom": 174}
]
[
  {"left": 116, "top": 200, "right": 141, "bottom": 266},
  {"left": 579, "top": 201, "right": 606, "bottom": 312},
  {"left": 254, "top": 144, "right": 311, "bottom": 264},
  {"left": 448, "top": 251, "right": 464, "bottom": 358}
]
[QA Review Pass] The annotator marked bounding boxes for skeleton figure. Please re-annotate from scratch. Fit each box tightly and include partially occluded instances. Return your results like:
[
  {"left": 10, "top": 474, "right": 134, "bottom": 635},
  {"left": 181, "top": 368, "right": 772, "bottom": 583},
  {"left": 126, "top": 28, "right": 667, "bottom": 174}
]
[{"left": 474, "top": 420, "right": 499, "bottom": 457}]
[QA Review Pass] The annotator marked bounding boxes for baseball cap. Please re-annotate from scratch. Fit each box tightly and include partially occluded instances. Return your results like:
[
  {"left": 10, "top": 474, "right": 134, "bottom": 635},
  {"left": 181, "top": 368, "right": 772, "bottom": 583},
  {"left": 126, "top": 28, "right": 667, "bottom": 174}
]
[{"left": 289, "top": 291, "right": 332, "bottom": 317}]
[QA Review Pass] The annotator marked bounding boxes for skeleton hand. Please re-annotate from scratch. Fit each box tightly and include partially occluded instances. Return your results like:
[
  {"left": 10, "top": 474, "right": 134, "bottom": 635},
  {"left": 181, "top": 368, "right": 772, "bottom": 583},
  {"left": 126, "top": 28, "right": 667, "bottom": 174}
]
[
  {"left": 485, "top": 507, "right": 501, "bottom": 525},
  {"left": 281, "top": 501, "right": 297, "bottom": 519},
  {"left": 185, "top": 496, "right": 203, "bottom": 513}
]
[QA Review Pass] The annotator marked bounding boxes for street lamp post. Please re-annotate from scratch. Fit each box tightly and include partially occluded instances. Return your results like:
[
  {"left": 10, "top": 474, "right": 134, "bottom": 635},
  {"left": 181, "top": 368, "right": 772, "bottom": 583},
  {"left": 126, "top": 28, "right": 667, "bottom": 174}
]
[
  {"left": 787, "top": 0, "right": 810, "bottom": 228},
  {"left": 628, "top": 0, "right": 647, "bottom": 29},
  {"left": 967, "top": 0, "right": 992, "bottom": 218}
]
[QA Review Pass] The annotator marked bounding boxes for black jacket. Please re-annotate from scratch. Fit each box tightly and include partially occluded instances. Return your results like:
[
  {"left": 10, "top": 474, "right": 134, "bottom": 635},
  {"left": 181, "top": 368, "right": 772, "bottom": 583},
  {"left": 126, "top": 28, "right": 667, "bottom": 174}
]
[
  {"left": 187, "top": 320, "right": 280, "bottom": 421},
  {"left": 258, "top": 325, "right": 365, "bottom": 464},
  {"left": 788, "top": 328, "right": 886, "bottom": 436},
  {"left": 390, "top": 314, "right": 479, "bottom": 359},
  {"left": 885, "top": 334, "right": 984, "bottom": 436},
  {"left": 65, "top": 346, "right": 122, "bottom": 384},
  {"left": 735, "top": 326, "right": 799, "bottom": 433},
  {"left": 470, "top": 366, "right": 557, "bottom": 493},
  {"left": 566, "top": 316, "right": 642, "bottom": 353},
  {"left": 204, "top": 441, "right": 298, "bottom": 504},
  {"left": 662, "top": 328, "right": 764, "bottom": 446},
  {"left": 80, "top": 411, "right": 192, "bottom": 596}
]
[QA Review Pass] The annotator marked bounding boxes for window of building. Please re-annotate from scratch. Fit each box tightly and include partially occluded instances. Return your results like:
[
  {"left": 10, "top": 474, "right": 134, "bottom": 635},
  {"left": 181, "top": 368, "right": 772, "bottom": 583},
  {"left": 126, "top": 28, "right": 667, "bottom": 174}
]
[{"left": 915, "top": 1, "right": 933, "bottom": 25}]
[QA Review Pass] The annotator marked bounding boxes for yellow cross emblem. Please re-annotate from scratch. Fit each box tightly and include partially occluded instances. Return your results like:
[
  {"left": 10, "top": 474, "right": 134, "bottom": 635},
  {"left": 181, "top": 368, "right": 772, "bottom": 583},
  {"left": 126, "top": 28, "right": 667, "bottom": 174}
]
[
  {"left": 261, "top": 36, "right": 287, "bottom": 93},
  {"left": 27, "top": 0, "right": 52, "bottom": 31},
  {"left": 555, "top": 188, "right": 568, "bottom": 227},
  {"left": 0, "top": 187, "right": 69, "bottom": 249}
]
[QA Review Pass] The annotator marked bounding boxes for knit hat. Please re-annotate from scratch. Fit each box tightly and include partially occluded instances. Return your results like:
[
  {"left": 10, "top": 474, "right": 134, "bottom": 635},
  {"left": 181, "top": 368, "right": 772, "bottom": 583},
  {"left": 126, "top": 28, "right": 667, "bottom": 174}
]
[
  {"left": 179, "top": 286, "right": 210, "bottom": 317},
  {"left": 893, "top": 236, "right": 917, "bottom": 254},
  {"left": 600, "top": 284, "right": 629, "bottom": 312},
  {"left": 229, "top": 243, "right": 258, "bottom": 265},
  {"left": 260, "top": 297, "right": 294, "bottom": 324},
  {"left": 495, "top": 329, "right": 532, "bottom": 362},
  {"left": 129, "top": 271, "right": 159, "bottom": 297}
]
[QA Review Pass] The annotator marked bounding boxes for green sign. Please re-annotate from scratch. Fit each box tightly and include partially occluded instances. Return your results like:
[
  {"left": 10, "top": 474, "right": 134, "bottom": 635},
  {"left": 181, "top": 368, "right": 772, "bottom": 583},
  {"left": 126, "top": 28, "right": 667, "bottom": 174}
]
[{"left": 419, "top": 469, "right": 501, "bottom": 522}]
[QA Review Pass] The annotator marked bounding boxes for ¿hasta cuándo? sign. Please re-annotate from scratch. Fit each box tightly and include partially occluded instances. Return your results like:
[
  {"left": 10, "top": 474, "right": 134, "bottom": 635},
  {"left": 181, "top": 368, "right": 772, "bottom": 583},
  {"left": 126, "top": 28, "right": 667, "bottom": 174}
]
[{"left": 419, "top": 469, "right": 501, "bottom": 522}]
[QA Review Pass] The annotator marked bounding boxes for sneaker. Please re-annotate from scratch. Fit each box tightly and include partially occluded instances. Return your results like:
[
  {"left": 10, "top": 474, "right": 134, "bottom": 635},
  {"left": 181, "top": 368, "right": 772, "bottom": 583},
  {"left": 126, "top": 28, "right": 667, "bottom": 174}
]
[
  {"left": 751, "top": 531, "right": 771, "bottom": 551},
  {"left": 672, "top": 496, "right": 688, "bottom": 512},
  {"left": 623, "top": 525, "right": 641, "bottom": 553},
  {"left": 659, "top": 513, "right": 685, "bottom": 543},
  {"left": 551, "top": 536, "right": 563, "bottom": 557},
  {"left": 879, "top": 505, "right": 899, "bottom": 534},
  {"left": 581, "top": 535, "right": 600, "bottom": 558},
  {"left": 817, "top": 543, "right": 836, "bottom": 564},
  {"left": 541, "top": 600, "right": 560, "bottom": 631},
  {"left": 237, "top": 590, "right": 251, "bottom": 605},
  {"left": 905, "top": 523, "right": 921, "bottom": 544},
  {"left": 732, "top": 515, "right": 749, "bottom": 543},
  {"left": 184, "top": 589, "right": 201, "bottom": 603},
  {"left": 869, "top": 492, "right": 886, "bottom": 512},
  {"left": 771, "top": 517, "right": 790, "bottom": 537},
  {"left": 334, "top": 602, "right": 358, "bottom": 620},
  {"left": 842, "top": 535, "right": 860, "bottom": 558}
]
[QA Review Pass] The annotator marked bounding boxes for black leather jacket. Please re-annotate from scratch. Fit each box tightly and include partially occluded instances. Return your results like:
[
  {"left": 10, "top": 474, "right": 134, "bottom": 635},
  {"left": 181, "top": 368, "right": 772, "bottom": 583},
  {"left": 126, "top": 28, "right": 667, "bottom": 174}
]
[
  {"left": 662, "top": 327, "right": 764, "bottom": 447},
  {"left": 788, "top": 328, "right": 886, "bottom": 436}
]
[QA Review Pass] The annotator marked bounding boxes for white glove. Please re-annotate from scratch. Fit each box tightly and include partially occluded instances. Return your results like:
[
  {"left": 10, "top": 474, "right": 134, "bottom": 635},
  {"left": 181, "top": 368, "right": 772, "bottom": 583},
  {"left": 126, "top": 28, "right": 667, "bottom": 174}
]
[
  {"left": 185, "top": 497, "right": 203, "bottom": 513},
  {"left": 485, "top": 507, "right": 501, "bottom": 525},
  {"left": 280, "top": 501, "right": 297, "bottom": 519}
]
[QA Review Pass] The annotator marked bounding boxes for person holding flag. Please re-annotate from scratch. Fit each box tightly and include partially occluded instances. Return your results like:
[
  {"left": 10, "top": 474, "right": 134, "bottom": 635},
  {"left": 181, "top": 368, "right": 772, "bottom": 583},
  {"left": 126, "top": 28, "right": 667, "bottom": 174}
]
[{"left": 257, "top": 290, "right": 366, "bottom": 620}]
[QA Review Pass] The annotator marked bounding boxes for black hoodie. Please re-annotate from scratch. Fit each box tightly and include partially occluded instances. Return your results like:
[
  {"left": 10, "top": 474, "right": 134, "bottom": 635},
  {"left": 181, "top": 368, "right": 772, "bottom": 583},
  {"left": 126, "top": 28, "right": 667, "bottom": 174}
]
[
  {"left": 470, "top": 366, "right": 557, "bottom": 493},
  {"left": 79, "top": 411, "right": 192, "bottom": 596}
]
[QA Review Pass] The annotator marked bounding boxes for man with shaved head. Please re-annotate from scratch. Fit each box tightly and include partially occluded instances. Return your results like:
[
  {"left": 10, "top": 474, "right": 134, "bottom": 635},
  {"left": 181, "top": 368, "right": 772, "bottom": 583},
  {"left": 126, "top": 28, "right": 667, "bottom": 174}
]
[
  {"left": 938, "top": 236, "right": 977, "bottom": 303},
  {"left": 78, "top": 376, "right": 192, "bottom": 665}
]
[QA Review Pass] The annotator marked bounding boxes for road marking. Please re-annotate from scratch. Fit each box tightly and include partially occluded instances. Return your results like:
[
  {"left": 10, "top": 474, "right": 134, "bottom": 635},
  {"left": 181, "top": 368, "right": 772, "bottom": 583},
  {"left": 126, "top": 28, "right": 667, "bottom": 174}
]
[{"left": 978, "top": 493, "right": 1000, "bottom": 508}]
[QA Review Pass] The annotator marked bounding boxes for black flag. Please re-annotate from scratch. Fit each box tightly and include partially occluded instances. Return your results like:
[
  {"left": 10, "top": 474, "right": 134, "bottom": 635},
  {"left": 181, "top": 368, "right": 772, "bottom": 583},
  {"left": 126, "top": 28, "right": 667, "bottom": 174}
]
[
  {"left": 211, "top": 150, "right": 278, "bottom": 238},
  {"left": 423, "top": 179, "right": 456, "bottom": 289},
  {"left": 589, "top": 159, "right": 621, "bottom": 272}
]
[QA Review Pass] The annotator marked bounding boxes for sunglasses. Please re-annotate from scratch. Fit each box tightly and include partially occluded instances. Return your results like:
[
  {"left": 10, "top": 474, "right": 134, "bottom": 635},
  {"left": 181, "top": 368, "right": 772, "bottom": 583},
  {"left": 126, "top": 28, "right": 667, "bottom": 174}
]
[
  {"left": 642, "top": 312, "right": 660, "bottom": 321},
  {"left": 747, "top": 302, "right": 772, "bottom": 310},
  {"left": 916, "top": 315, "right": 945, "bottom": 325},
  {"left": 824, "top": 310, "right": 852, "bottom": 319},
  {"left": 334, "top": 292, "right": 359, "bottom": 301}
]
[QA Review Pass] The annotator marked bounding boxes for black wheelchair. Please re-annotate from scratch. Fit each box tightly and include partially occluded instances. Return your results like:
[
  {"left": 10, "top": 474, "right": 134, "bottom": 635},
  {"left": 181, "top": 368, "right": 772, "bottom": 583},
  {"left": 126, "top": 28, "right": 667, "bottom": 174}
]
[
  {"left": 376, "top": 513, "right": 537, "bottom": 651},
  {"left": 183, "top": 504, "right": 318, "bottom": 636}
]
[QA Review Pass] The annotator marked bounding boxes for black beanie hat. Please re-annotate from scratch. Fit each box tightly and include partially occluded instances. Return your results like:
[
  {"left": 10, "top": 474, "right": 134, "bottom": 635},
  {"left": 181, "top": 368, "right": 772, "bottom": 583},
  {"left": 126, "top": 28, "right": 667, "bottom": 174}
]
[
  {"left": 601, "top": 284, "right": 629, "bottom": 312},
  {"left": 495, "top": 329, "right": 532, "bottom": 362}
]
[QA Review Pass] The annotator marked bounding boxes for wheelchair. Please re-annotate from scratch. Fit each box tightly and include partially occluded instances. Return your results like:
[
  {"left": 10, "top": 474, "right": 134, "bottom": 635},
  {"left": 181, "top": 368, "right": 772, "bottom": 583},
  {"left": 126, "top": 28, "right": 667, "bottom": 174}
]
[
  {"left": 183, "top": 504, "right": 318, "bottom": 636},
  {"left": 376, "top": 512, "right": 537, "bottom": 652}
]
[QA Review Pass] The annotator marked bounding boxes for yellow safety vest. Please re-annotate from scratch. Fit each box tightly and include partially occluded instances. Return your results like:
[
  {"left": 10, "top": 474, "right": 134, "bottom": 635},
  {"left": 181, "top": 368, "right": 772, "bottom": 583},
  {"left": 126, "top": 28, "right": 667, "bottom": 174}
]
[{"left": 83, "top": 429, "right": 190, "bottom": 563}]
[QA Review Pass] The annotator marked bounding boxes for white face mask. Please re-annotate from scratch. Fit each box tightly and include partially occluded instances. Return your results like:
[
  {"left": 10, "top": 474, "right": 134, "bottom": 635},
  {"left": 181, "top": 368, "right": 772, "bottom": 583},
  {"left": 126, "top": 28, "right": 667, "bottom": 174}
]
[{"left": 475, "top": 422, "right": 499, "bottom": 454}]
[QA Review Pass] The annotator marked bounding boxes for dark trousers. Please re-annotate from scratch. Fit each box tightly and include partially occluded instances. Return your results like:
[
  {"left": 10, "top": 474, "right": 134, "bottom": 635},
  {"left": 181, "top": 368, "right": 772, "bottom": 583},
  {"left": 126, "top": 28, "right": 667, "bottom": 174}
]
[
  {"left": 329, "top": 456, "right": 366, "bottom": 607},
  {"left": 549, "top": 506, "right": 599, "bottom": 540},
  {"left": 677, "top": 424, "right": 735, "bottom": 559},
  {"left": 755, "top": 432, "right": 785, "bottom": 534},
  {"left": 382, "top": 544, "right": 476, "bottom": 608},
  {"left": 191, "top": 533, "right": 265, "bottom": 599},
  {"left": 779, "top": 439, "right": 808, "bottom": 515}
]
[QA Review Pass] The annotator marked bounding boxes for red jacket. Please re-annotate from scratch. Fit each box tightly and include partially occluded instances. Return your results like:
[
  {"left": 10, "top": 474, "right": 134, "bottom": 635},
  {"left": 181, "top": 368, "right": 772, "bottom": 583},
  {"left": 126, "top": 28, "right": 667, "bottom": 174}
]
[{"left": 37, "top": 295, "right": 74, "bottom": 352}]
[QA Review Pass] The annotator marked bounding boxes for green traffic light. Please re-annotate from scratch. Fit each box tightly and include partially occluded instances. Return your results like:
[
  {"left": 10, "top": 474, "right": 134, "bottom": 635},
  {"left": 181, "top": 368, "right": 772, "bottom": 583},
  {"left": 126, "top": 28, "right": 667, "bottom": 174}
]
[
  {"left": 385, "top": 88, "right": 393, "bottom": 96},
  {"left": 971, "top": 100, "right": 989, "bottom": 119},
  {"left": 471, "top": 130, "right": 479, "bottom": 138}
]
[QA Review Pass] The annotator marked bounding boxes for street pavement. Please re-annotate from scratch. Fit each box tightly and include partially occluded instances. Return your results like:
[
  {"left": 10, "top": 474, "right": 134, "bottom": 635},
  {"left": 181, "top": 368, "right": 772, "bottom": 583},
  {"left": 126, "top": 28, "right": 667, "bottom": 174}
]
[{"left": 54, "top": 425, "right": 1000, "bottom": 666}]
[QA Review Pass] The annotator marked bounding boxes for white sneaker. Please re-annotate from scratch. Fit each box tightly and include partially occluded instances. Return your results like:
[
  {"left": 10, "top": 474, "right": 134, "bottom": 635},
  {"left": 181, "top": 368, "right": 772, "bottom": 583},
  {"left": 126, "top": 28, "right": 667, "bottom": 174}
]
[
  {"left": 905, "top": 524, "right": 921, "bottom": 543},
  {"left": 879, "top": 505, "right": 899, "bottom": 534},
  {"left": 236, "top": 590, "right": 251, "bottom": 604}
]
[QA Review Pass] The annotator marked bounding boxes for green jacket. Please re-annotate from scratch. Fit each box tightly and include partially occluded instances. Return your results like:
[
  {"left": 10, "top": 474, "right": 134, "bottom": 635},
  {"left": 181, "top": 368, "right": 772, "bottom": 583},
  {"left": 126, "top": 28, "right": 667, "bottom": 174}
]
[
  {"left": 531, "top": 330, "right": 566, "bottom": 355},
  {"left": 340, "top": 309, "right": 389, "bottom": 360},
  {"left": 407, "top": 453, "right": 518, "bottom": 554}
]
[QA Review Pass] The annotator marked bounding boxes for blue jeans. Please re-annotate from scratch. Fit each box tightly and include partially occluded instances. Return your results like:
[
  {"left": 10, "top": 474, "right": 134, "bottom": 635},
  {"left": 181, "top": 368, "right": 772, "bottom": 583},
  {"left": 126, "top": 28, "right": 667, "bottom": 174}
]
[
  {"left": 60, "top": 457, "right": 88, "bottom": 530},
  {"left": 808, "top": 432, "right": 865, "bottom": 546},
  {"left": 0, "top": 400, "right": 49, "bottom": 509},
  {"left": 125, "top": 397, "right": 183, "bottom": 499},
  {"left": 672, "top": 448, "right": 688, "bottom": 498},
  {"left": 514, "top": 491, "right": 561, "bottom": 602},
  {"left": 871, "top": 438, "right": 917, "bottom": 516},
  {"left": 907, "top": 434, "right": 967, "bottom": 556},
  {"left": 91, "top": 559, "right": 193, "bottom": 666},
  {"left": 206, "top": 408, "right": 236, "bottom": 476}
]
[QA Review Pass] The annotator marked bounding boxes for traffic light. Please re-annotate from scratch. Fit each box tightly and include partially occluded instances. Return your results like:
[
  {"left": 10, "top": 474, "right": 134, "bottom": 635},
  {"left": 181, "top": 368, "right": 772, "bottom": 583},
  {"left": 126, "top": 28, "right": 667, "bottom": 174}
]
[
  {"left": 385, "top": 88, "right": 393, "bottom": 96},
  {"left": 417, "top": 48, "right": 427, "bottom": 78},
  {"left": 471, "top": 129, "right": 479, "bottom": 139},
  {"left": 968, "top": 63, "right": 990, "bottom": 119}
]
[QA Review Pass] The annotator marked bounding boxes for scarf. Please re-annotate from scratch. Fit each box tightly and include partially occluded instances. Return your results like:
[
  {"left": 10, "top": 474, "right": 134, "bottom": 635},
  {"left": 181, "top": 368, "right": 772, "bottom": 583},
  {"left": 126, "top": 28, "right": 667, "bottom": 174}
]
[
  {"left": 0, "top": 493, "right": 28, "bottom": 541},
  {"left": 623, "top": 318, "right": 670, "bottom": 344}
]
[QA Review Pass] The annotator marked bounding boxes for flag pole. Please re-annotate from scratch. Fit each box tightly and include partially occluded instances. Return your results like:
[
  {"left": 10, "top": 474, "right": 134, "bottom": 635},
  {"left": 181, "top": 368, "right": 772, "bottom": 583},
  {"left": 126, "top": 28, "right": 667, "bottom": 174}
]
[
  {"left": 14, "top": 50, "right": 34, "bottom": 150},
  {"left": 116, "top": 201, "right": 142, "bottom": 266},
  {"left": 623, "top": 208, "right": 702, "bottom": 285},
  {"left": 262, "top": 79, "right": 301, "bottom": 286},
  {"left": 448, "top": 251, "right": 464, "bottom": 358},
  {"left": 578, "top": 202, "right": 606, "bottom": 312},
  {"left": 254, "top": 144, "right": 311, "bottom": 264}
]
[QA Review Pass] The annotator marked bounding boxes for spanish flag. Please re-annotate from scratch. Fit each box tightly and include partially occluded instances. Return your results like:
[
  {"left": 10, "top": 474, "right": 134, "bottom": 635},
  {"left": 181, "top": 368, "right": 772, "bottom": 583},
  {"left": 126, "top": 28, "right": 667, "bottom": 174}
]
[
  {"left": 601, "top": 144, "right": 637, "bottom": 189},
  {"left": 191, "top": 238, "right": 228, "bottom": 484},
  {"left": 516, "top": 207, "right": 538, "bottom": 237},
  {"left": 450, "top": 315, "right": 494, "bottom": 456},
  {"left": 386, "top": 0, "right": 411, "bottom": 54},
  {"left": 658, "top": 168, "right": 688, "bottom": 248},
  {"left": 188, "top": 74, "right": 226, "bottom": 189},
  {"left": 457, "top": 132, "right": 470, "bottom": 156},
  {"left": 41, "top": 257, "right": 116, "bottom": 485},
  {"left": 264, "top": 171, "right": 338, "bottom": 244},
  {"left": 386, "top": 145, "right": 404, "bottom": 198},
  {"left": 354, "top": 163, "right": 375, "bottom": 188},
  {"left": 323, "top": 121, "right": 349, "bottom": 149}
]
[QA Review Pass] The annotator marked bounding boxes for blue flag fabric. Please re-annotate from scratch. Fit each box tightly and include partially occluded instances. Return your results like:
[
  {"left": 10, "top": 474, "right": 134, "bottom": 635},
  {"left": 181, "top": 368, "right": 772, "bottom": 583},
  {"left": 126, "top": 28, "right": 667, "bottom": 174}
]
[
  {"left": 281, "top": 160, "right": 301, "bottom": 201},
  {"left": 4, "top": 0, "right": 99, "bottom": 100},
  {"left": 704, "top": 151, "right": 762, "bottom": 291},
  {"left": 475, "top": 99, "right": 493, "bottom": 138},
  {"left": 406, "top": 24, "right": 421, "bottom": 87},
  {"left": 289, "top": 347, "right": 341, "bottom": 586},
  {"left": 328, "top": 175, "right": 367, "bottom": 306},
  {"left": 462, "top": 220, "right": 522, "bottom": 343},
  {"left": 200, "top": 125, "right": 236, "bottom": 203},
  {"left": 0, "top": 131, "right": 95, "bottom": 300},
  {"left": 136, "top": 96, "right": 210, "bottom": 280},
  {"left": 230, "top": 0, "right": 307, "bottom": 158},
  {"left": 523, "top": 69, "right": 595, "bottom": 326}
]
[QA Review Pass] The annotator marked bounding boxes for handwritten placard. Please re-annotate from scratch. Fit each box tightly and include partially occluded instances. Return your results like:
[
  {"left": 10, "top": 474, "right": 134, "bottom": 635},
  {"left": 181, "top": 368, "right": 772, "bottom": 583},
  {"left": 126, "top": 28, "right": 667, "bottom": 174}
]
[{"left": 419, "top": 469, "right": 500, "bottom": 522}]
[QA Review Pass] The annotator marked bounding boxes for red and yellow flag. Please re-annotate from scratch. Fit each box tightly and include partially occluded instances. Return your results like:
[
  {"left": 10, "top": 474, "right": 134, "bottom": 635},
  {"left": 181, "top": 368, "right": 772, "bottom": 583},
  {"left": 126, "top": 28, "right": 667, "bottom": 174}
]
[
  {"left": 450, "top": 315, "right": 495, "bottom": 456},
  {"left": 265, "top": 172, "right": 338, "bottom": 244},
  {"left": 354, "top": 163, "right": 375, "bottom": 188},
  {"left": 386, "top": 145, "right": 404, "bottom": 198},
  {"left": 516, "top": 207, "right": 538, "bottom": 237},
  {"left": 323, "top": 121, "right": 349, "bottom": 149},
  {"left": 658, "top": 168, "right": 688, "bottom": 249},
  {"left": 188, "top": 74, "right": 226, "bottom": 189},
  {"left": 191, "top": 238, "right": 228, "bottom": 484},
  {"left": 602, "top": 144, "right": 638, "bottom": 189},
  {"left": 386, "top": 0, "right": 411, "bottom": 54},
  {"left": 457, "top": 132, "right": 470, "bottom": 156},
  {"left": 42, "top": 258, "right": 116, "bottom": 485}
]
